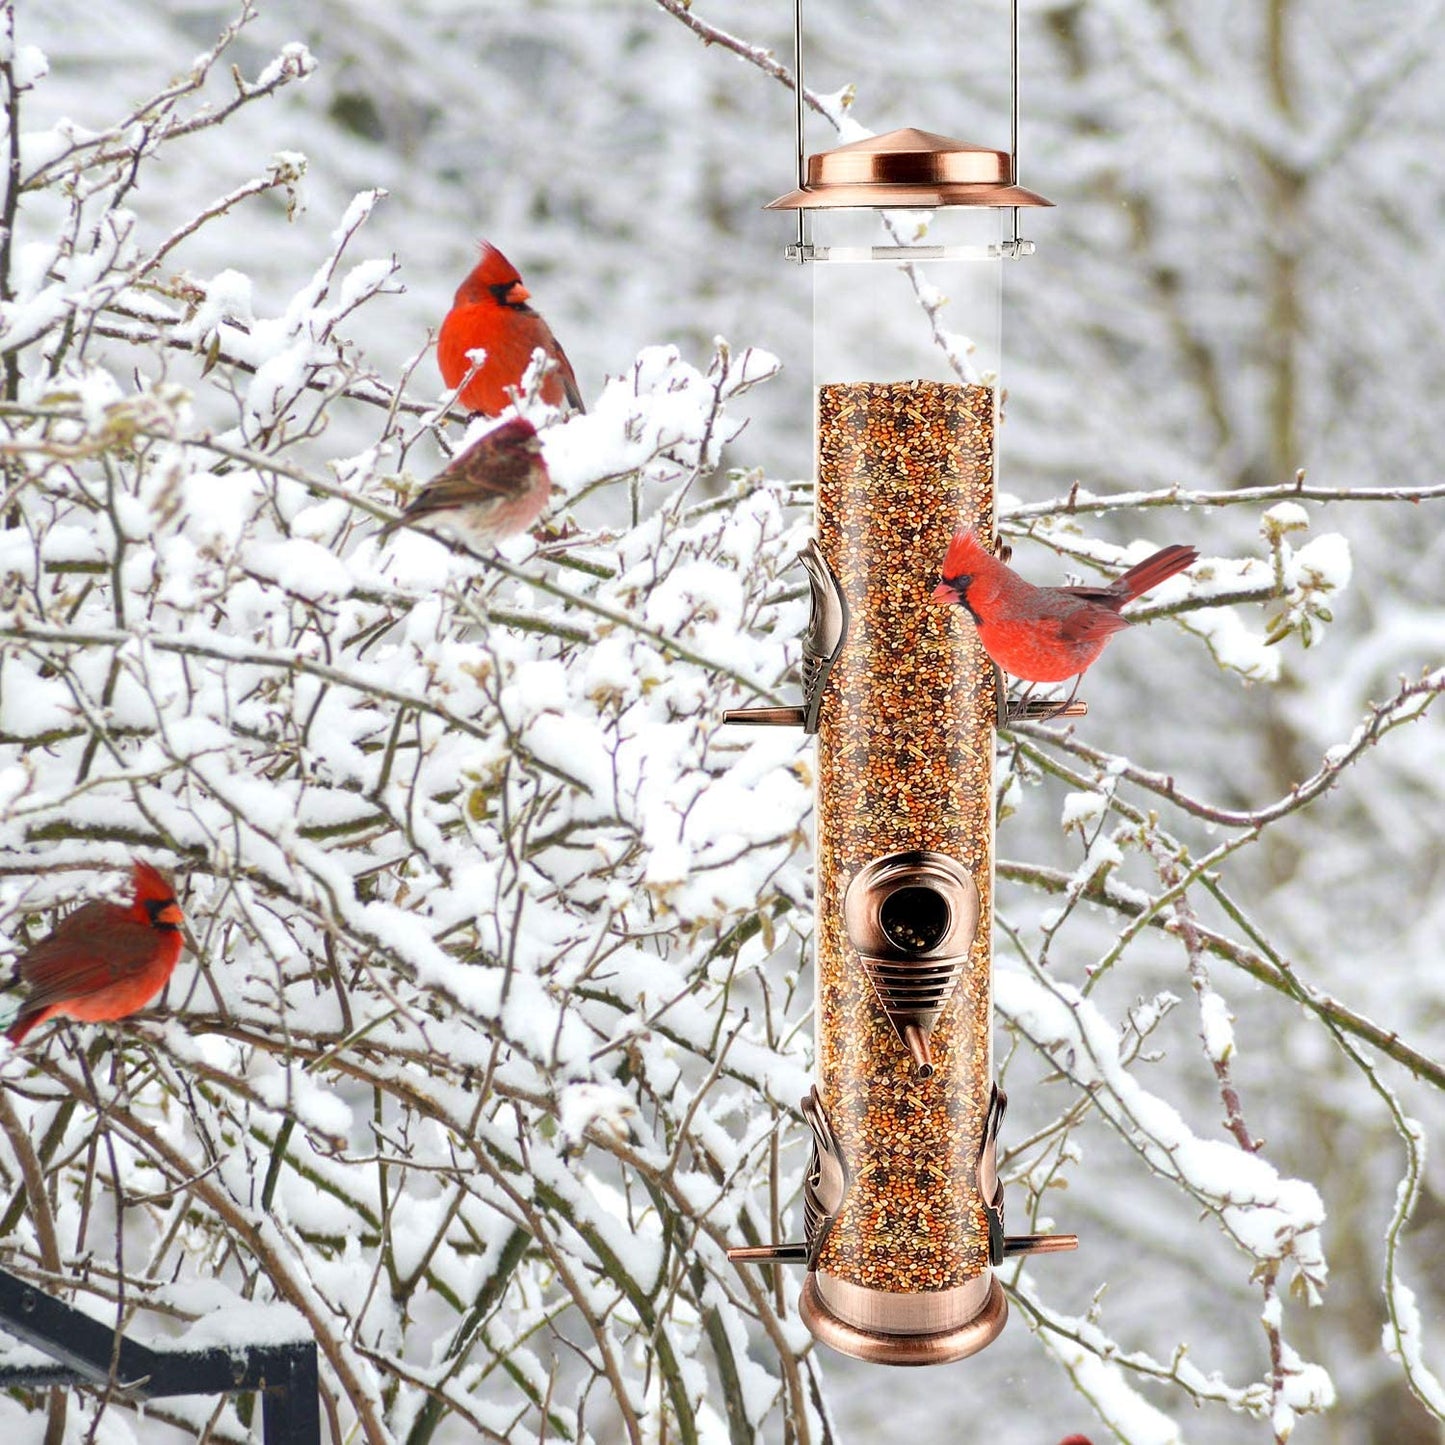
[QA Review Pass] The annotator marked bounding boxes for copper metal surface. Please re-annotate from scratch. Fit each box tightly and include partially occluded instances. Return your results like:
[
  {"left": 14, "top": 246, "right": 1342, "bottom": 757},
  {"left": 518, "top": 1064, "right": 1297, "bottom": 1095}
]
[
  {"left": 843, "top": 852, "right": 981, "bottom": 1076},
  {"left": 976, "top": 1087, "right": 1077, "bottom": 1263},
  {"left": 842, "top": 851, "right": 980, "bottom": 960},
  {"left": 977, "top": 1083, "right": 1008, "bottom": 1263},
  {"left": 726, "top": 1243, "right": 809, "bottom": 1263},
  {"left": 781, "top": 0, "right": 1039, "bottom": 246},
  {"left": 721, "top": 706, "right": 807, "bottom": 727},
  {"left": 977, "top": 1083, "right": 1005, "bottom": 1209},
  {"left": 1002, "top": 1233, "right": 1079, "bottom": 1256},
  {"left": 766, "top": 128, "right": 1053, "bottom": 211},
  {"left": 799, "top": 539, "right": 850, "bottom": 732},
  {"left": 817, "top": 1270, "right": 993, "bottom": 1335},
  {"left": 722, "top": 540, "right": 847, "bottom": 733},
  {"left": 726, "top": 1088, "right": 850, "bottom": 1269},
  {"left": 752, "top": 0, "right": 1074, "bottom": 1365},
  {"left": 800, "top": 1087, "right": 849, "bottom": 1266},
  {"left": 800, "top": 1271, "right": 1008, "bottom": 1366},
  {"left": 902, "top": 1022, "right": 934, "bottom": 1077}
]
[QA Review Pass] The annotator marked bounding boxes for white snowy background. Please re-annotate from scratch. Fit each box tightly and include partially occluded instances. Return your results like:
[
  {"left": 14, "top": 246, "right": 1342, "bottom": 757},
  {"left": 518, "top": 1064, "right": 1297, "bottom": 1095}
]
[{"left": 0, "top": 1, "right": 1440, "bottom": 1442}]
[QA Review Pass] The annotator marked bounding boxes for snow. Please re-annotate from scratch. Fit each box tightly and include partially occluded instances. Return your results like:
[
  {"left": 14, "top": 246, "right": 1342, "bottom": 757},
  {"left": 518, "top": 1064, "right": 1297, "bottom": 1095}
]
[
  {"left": 557, "top": 1081, "right": 639, "bottom": 1148},
  {"left": 1383, "top": 1281, "right": 1445, "bottom": 1418},
  {"left": 170, "top": 267, "right": 255, "bottom": 347},
  {"left": 1271, "top": 1338, "right": 1337, "bottom": 1439},
  {"left": 1191, "top": 603, "right": 1282, "bottom": 682},
  {"left": 1038, "top": 1315, "right": 1186, "bottom": 1444},
  {"left": 1198, "top": 990, "right": 1235, "bottom": 1064},
  {"left": 168, "top": 1301, "right": 311, "bottom": 1351},
  {"left": 14, "top": 45, "right": 48, "bottom": 88},
  {"left": 251, "top": 1065, "right": 355, "bottom": 1141},
  {"left": 997, "top": 969, "right": 1328, "bottom": 1295},
  {"left": 1262, "top": 502, "right": 1310, "bottom": 534},
  {"left": 256, "top": 41, "right": 317, "bottom": 89},
  {"left": 1288, "top": 533, "right": 1352, "bottom": 595},
  {"left": 247, "top": 538, "right": 355, "bottom": 600},
  {"left": 1061, "top": 789, "right": 1108, "bottom": 830}
]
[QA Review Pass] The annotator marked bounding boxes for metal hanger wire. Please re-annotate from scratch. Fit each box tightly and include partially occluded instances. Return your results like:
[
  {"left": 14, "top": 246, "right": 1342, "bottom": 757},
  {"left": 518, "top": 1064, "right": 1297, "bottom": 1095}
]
[{"left": 789, "top": 0, "right": 1024, "bottom": 252}]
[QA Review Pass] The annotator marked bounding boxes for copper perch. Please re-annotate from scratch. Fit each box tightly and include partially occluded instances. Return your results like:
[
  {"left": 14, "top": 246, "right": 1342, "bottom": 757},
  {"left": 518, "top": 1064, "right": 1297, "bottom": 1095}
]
[
  {"left": 723, "top": 541, "right": 848, "bottom": 733},
  {"left": 721, "top": 706, "right": 806, "bottom": 727},
  {"left": 1003, "top": 1233, "right": 1079, "bottom": 1256},
  {"left": 727, "top": 1243, "right": 809, "bottom": 1263}
]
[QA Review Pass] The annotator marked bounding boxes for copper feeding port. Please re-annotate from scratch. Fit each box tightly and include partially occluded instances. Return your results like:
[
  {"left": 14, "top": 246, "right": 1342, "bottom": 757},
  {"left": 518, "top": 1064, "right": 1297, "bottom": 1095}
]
[
  {"left": 879, "top": 885, "right": 950, "bottom": 950},
  {"left": 844, "top": 852, "right": 981, "bottom": 1078}
]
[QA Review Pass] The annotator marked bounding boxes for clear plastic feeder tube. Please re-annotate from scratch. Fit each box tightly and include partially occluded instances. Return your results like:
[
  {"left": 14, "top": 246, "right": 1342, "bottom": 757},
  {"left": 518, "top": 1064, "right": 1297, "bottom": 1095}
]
[{"left": 802, "top": 204, "right": 1008, "bottom": 1361}]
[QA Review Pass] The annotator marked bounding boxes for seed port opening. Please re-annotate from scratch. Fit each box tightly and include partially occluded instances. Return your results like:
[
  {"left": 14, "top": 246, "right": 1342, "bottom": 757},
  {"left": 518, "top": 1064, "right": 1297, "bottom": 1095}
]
[{"left": 879, "top": 886, "right": 950, "bottom": 954}]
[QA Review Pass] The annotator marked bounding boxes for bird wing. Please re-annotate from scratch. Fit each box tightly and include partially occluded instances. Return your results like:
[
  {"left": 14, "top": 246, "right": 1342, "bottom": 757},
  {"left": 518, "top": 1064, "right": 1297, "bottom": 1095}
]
[
  {"left": 559, "top": 362, "right": 585, "bottom": 413},
  {"left": 400, "top": 438, "right": 534, "bottom": 522},
  {"left": 1057, "top": 582, "right": 1131, "bottom": 608},
  {"left": 543, "top": 323, "right": 586, "bottom": 413},
  {"left": 1058, "top": 605, "right": 1132, "bottom": 645},
  {"left": 14, "top": 905, "right": 163, "bottom": 1012},
  {"left": 520, "top": 312, "right": 584, "bottom": 413}
]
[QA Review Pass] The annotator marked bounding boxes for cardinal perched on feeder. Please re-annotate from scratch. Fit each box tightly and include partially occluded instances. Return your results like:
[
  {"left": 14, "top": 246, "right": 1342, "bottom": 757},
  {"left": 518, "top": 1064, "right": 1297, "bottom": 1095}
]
[
  {"left": 438, "top": 241, "right": 584, "bottom": 417},
  {"left": 382, "top": 416, "right": 553, "bottom": 547},
  {"left": 932, "top": 530, "right": 1197, "bottom": 693},
  {"left": 4, "top": 861, "right": 185, "bottom": 1046}
]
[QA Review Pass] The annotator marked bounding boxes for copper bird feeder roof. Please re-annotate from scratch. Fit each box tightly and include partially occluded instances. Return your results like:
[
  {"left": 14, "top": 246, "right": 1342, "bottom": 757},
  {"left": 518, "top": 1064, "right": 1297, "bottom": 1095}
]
[{"left": 765, "top": 127, "right": 1052, "bottom": 211}]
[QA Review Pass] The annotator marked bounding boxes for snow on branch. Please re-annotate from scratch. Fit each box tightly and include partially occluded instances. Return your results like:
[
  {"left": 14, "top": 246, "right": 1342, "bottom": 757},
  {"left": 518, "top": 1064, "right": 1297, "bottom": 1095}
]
[{"left": 0, "top": 12, "right": 823, "bottom": 1441}]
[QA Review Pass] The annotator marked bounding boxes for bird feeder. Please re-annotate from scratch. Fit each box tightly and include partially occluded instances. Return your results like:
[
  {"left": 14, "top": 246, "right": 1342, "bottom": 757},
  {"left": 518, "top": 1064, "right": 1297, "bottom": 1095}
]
[{"left": 724, "top": 0, "right": 1076, "bottom": 1366}]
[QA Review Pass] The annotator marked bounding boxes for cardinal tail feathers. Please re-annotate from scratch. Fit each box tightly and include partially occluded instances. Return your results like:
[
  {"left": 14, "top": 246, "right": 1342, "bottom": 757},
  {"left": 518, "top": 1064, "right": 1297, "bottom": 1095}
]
[
  {"left": 4, "top": 1004, "right": 41, "bottom": 1046},
  {"left": 1116, "top": 544, "right": 1198, "bottom": 600}
]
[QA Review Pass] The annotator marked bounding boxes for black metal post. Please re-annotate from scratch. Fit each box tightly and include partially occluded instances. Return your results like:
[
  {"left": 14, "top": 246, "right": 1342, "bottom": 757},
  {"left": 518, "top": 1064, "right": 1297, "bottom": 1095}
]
[{"left": 0, "top": 1265, "right": 321, "bottom": 1444}]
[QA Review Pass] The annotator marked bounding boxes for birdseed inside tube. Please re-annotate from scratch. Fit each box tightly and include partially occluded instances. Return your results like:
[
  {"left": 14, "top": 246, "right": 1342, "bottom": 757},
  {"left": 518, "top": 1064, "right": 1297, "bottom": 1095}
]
[{"left": 813, "top": 378, "right": 998, "bottom": 1297}]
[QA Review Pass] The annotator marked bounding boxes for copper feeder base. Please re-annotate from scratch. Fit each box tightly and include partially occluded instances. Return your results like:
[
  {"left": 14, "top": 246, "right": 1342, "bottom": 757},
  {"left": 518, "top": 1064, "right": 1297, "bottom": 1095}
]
[{"left": 799, "top": 1272, "right": 1007, "bottom": 1367}]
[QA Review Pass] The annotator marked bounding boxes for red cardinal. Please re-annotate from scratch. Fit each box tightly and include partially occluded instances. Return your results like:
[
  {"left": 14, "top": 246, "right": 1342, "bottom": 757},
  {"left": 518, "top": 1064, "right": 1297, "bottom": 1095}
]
[
  {"left": 383, "top": 416, "right": 552, "bottom": 547},
  {"left": 437, "top": 242, "right": 584, "bottom": 416},
  {"left": 5, "top": 862, "right": 184, "bottom": 1046},
  {"left": 932, "top": 531, "right": 1197, "bottom": 685}
]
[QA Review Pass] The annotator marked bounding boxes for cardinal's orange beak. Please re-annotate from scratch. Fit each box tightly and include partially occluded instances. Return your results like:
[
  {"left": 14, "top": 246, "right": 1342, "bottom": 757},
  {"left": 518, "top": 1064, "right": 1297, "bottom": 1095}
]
[
  {"left": 931, "top": 582, "right": 959, "bottom": 605},
  {"left": 508, "top": 282, "right": 531, "bottom": 305}
]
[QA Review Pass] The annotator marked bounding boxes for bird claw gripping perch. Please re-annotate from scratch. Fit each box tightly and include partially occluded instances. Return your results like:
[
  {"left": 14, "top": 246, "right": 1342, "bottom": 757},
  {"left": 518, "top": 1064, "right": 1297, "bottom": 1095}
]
[
  {"left": 1005, "top": 696, "right": 1090, "bottom": 724},
  {"left": 722, "top": 540, "right": 848, "bottom": 732},
  {"left": 998, "top": 665, "right": 1090, "bottom": 726}
]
